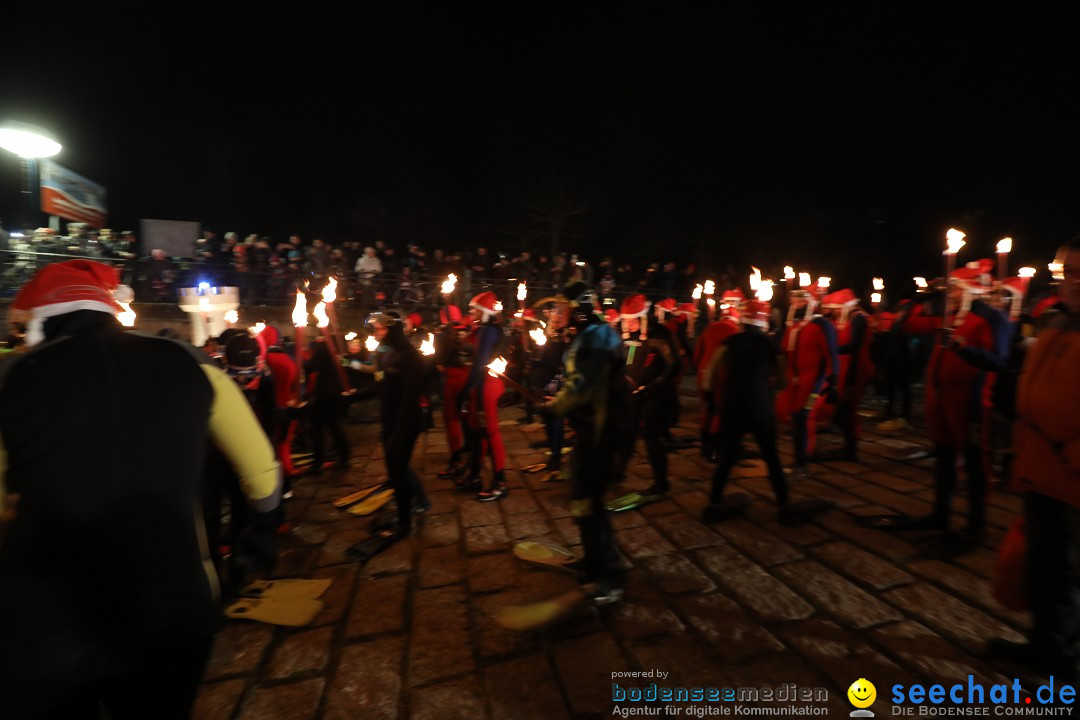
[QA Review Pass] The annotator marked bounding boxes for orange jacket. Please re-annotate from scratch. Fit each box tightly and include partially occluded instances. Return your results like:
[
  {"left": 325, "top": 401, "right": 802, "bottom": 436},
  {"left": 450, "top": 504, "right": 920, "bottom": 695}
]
[{"left": 1011, "top": 314, "right": 1080, "bottom": 507}]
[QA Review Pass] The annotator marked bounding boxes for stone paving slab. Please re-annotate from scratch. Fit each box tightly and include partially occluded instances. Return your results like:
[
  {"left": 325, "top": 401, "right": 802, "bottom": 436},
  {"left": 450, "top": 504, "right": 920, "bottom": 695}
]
[{"left": 199, "top": 390, "right": 1040, "bottom": 719}]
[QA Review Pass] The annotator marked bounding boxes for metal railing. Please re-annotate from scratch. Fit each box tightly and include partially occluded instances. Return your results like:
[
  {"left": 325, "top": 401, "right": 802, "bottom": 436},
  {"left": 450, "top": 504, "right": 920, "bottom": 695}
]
[{"left": 0, "top": 248, "right": 693, "bottom": 312}]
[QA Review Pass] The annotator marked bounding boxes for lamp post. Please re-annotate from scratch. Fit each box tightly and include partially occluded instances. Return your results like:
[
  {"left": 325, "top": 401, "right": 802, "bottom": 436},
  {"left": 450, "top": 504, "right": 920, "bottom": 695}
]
[{"left": 0, "top": 123, "right": 61, "bottom": 230}]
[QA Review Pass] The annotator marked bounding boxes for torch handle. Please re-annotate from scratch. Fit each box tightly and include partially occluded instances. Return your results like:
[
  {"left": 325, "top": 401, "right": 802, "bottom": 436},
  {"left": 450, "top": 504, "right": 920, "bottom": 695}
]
[{"left": 491, "top": 370, "right": 542, "bottom": 404}]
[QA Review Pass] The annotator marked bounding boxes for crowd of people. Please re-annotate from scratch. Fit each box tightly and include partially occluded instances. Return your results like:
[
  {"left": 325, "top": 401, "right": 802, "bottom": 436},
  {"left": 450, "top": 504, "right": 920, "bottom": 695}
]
[
  {"left": 1, "top": 222, "right": 722, "bottom": 310},
  {"left": 0, "top": 234, "right": 1077, "bottom": 716}
]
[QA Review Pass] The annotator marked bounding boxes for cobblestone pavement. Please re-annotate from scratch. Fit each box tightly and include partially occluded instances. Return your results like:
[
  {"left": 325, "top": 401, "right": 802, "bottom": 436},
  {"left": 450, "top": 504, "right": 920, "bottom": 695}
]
[{"left": 196, "top": 389, "right": 1036, "bottom": 719}]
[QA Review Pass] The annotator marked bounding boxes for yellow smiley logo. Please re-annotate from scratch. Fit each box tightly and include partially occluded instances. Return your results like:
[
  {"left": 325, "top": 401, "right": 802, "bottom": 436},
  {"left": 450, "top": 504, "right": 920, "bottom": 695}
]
[{"left": 847, "top": 678, "right": 876, "bottom": 708}]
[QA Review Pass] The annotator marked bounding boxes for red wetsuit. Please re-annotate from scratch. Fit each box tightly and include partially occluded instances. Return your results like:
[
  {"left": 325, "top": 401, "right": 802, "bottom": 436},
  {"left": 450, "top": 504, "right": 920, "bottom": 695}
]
[
  {"left": 463, "top": 322, "right": 506, "bottom": 473},
  {"left": 776, "top": 316, "right": 838, "bottom": 463},
  {"left": 693, "top": 319, "right": 741, "bottom": 438}
]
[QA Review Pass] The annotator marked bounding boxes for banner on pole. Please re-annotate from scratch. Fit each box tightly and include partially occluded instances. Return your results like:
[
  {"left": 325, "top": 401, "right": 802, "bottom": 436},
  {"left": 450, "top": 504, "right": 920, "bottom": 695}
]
[{"left": 39, "top": 159, "right": 107, "bottom": 227}]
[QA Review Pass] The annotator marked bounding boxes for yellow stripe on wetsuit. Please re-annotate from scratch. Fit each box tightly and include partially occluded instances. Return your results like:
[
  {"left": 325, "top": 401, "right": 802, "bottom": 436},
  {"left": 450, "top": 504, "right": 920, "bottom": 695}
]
[{"left": 201, "top": 364, "right": 282, "bottom": 512}]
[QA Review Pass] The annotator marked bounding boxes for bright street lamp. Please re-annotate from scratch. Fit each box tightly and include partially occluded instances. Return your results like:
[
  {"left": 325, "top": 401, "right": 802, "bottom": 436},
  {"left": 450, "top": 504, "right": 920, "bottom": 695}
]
[
  {"left": 0, "top": 124, "right": 61, "bottom": 158},
  {"left": 0, "top": 122, "right": 61, "bottom": 230}
]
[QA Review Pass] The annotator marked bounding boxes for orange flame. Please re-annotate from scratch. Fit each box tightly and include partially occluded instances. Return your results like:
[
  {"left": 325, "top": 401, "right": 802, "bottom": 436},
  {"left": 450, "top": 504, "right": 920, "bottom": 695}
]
[
  {"left": 312, "top": 302, "right": 330, "bottom": 328},
  {"left": 117, "top": 302, "right": 136, "bottom": 327},
  {"left": 321, "top": 276, "right": 338, "bottom": 303},
  {"left": 291, "top": 291, "right": 308, "bottom": 328},
  {"left": 946, "top": 228, "right": 966, "bottom": 255},
  {"left": 487, "top": 357, "right": 508, "bottom": 377}
]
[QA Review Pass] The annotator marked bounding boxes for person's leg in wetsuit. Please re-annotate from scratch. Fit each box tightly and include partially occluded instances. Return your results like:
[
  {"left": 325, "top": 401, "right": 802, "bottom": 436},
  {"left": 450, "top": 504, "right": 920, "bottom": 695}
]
[
  {"left": 639, "top": 392, "right": 670, "bottom": 497},
  {"left": 544, "top": 415, "right": 564, "bottom": 476},
  {"left": 472, "top": 377, "right": 508, "bottom": 500},
  {"left": 385, "top": 433, "right": 420, "bottom": 535},
  {"left": 926, "top": 444, "right": 957, "bottom": 530},
  {"left": 570, "top": 420, "right": 623, "bottom": 600},
  {"left": 439, "top": 366, "right": 469, "bottom": 479}
]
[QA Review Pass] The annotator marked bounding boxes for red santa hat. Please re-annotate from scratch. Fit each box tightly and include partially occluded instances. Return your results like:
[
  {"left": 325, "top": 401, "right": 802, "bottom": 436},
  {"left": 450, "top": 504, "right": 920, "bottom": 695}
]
[
  {"left": 741, "top": 300, "right": 771, "bottom": 329},
  {"left": 655, "top": 297, "right": 678, "bottom": 318},
  {"left": 11, "top": 260, "right": 130, "bottom": 345},
  {"left": 821, "top": 288, "right": 860, "bottom": 324},
  {"left": 407, "top": 312, "right": 423, "bottom": 328},
  {"left": 951, "top": 259, "right": 995, "bottom": 292},
  {"left": 821, "top": 289, "right": 859, "bottom": 308},
  {"left": 620, "top": 294, "right": 651, "bottom": 318},
  {"left": 620, "top": 293, "right": 651, "bottom": 339},
  {"left": 469, "top": 291, "right": 500, "bottom": 316}
]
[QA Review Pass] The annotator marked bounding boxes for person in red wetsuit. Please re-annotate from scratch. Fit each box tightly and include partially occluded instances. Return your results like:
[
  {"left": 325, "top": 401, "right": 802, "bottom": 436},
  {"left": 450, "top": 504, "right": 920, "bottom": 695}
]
[
  {"left": 821, "top": 289, "right": 874, "bottom": 461},
  {"left": 902, "top": 259, "right": 1013, "bottom": 535},
  {"left": 692, "top": 290, "right": 743, "bottom": 459},
  {"left": 435, "top": 304, "right": 471, "bottom": 480},
  {"left": 253, "top": 325, "right": 302, "bottom": 483},
  {"left": 463, "top": 291, "right": 509, "bottom": 501},
  {"left": 776, "top": 288, "right": 839, "bottom": 472}
]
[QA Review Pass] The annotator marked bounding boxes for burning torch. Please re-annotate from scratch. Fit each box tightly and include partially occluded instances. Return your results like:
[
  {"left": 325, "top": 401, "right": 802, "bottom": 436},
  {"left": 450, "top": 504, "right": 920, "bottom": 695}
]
[
  {"left": 420, "top": 333, "right": 436, "bottom": 356},
  {"left": 997, "top": 238, "right": 1012, "bottom": 283},
  {"left": 321, "top": 276, "right": 346, "bottom": 355},
  {"left": 486, "top": 356, "right": 541, "bottom": 402},
  {"left": 943, "top": 228, "right": 967, "bottom": 337},
  {"left": 291, "top": 290, "right": 308, "bottom": 386},
  {"left": 1018, "top": 267, "right": 1036, "bottom": 300}
]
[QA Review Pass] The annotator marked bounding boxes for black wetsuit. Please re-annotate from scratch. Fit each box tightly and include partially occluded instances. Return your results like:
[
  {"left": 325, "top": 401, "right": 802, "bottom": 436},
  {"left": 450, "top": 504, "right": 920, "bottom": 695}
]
[
  {"left": 619, "top": 323, "right": 678, "bottom": 492},
  {"left": 708, "top": 326, "right": 788, "bottom": 507},
  {"left": 0, "top": 311, "right": 280, "bottom": 719}
]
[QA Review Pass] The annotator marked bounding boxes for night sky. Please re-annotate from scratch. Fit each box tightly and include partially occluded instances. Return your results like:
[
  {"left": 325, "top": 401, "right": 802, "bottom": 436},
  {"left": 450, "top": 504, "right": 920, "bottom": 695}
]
[{"left": 2, "top": 4, "right": 1078, "bottom": 294}]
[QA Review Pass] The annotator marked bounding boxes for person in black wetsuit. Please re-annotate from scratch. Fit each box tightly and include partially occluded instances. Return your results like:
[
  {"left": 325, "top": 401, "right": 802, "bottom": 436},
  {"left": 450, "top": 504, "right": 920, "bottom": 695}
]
[
  {"left": 304, "top": 337, "right": 349, "bottom": 472},
  {"left": 542, "top": 281, "right": 628, "bottom": 603},
  {"left": 0, "top": 260, "right": 281, "bottom": 720},
  {"left": 617, "top": 294, "right": 678, "bottom": 501},
  {"left": 703, "top": 300, "right": 795, "bottom": 525},
  {"left": 530, "top": 307, "right": 569, "bottom": 477},
  {"left": 353, "top": 313, "right": 431, "bottom": 538}
]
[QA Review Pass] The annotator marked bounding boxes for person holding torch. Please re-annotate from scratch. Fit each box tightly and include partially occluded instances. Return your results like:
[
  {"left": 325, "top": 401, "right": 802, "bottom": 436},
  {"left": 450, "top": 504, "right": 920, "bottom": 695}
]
[
  {"left": 463, "top": 291, "right": 509, "bottom": 501},
  {"left": 539, "top": 281, "right": 628, "bottom": 604},
  {"left": 901, "top": 256, "right": 1012, "bottom": 536}
]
